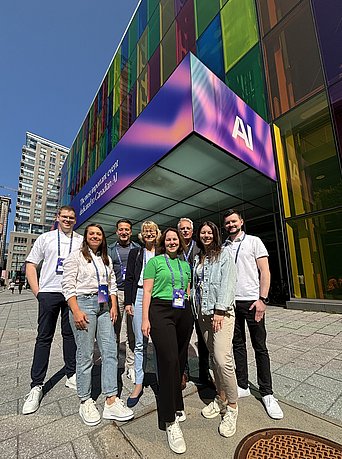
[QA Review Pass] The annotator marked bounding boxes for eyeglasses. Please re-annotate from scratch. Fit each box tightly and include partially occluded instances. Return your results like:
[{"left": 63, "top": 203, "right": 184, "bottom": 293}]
[{"left": 143, "top": 230, "right": 156, "bottom": 234}]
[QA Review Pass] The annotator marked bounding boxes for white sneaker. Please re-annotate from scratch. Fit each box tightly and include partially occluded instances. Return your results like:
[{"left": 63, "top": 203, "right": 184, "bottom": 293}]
[
  {"left": 22, "top": 385, "right": 43, "bottom": 414},
  {"left": 262, "top": 394, "right": 284, "bottom": 419},
  {"left": 126, "top": 368, "right": 135, "bottom": 384},
  {"left": 201, "top": 396, "right": 226, "bottom": 419},
  {"left": 238, "top": 386, "right": 251, "bottom": 398},
  {"left": 176, "top": 410, "right": 186, "bottom": 422},
  {"left": 219, "top": 405, "right": 238, "bottom": 437},
  {"left": 103, "top": 397, "right": 134, "bottom": 422},
  {"left": 79, "top": 399, "right": 101, "bottom": 426},
  {"left": 166, "top": 419, "right": 186, "bottom": 454},
  {"left": 65, "top": 374, "right": 77, "bottom": 390}
]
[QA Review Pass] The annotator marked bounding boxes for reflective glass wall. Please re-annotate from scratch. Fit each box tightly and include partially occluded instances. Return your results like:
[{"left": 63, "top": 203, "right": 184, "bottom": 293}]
[{"left": 60, "top": 0, "right": 342, "bottom": 302}]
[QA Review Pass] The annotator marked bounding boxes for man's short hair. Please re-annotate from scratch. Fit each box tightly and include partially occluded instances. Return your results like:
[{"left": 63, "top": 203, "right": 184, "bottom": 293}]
[
  {"left": 58, "top": 205, "right": 76, "bottom": 216},
  {"left": 223, "top": 208, "right": 243, "bottom": 220},
  {"left": 116, "top": 218, "right": 133, "bottom": 229},
  {"left": 177, "top": 217, "right": 193, "bottom": 230}
]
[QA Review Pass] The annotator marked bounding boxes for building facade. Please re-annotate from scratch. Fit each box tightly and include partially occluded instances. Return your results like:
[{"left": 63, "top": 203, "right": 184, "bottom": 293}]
[
  {"left": 0, "top": 196, "right": 11, "bottom": 273},
  {"left": 7, "top": 132, "right": 68, "bottom": 279},
  {"left": 60, "top": 0, "right": 342, "bottom": 309}
]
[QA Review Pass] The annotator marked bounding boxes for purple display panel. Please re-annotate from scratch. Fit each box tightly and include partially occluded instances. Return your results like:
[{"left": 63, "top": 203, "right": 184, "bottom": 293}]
[
  {"left": 71, "top": 54, "right": 193, "bottom": 227},
  {"left": 191, "top": 54, "right": 276, "bottom": 181}
]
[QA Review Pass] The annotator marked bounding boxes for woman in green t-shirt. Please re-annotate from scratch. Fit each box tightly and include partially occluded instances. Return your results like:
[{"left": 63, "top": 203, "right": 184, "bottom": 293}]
[{"left": 142, "top": 228, "right": 193, "bottom": 455}]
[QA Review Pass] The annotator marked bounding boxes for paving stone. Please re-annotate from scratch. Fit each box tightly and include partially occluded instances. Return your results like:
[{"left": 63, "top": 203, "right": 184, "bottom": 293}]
[
  {"left": 317, "top": 359, "right": 342, "bottom": 381},
  {"left": 270, "top": 373, "right": 301, "bottom": 397},
  {"left": 274, "top": 360, "right": 322, "bottom": 382},
  {"left": 296, "top": 348, "right": 340, "bottom": 366},
  {"left": 92, "top": 424, "right": 141, "bottom": 459},
  {"left": 267, "top": 347, "right": 304, "bottom": 364},
  {"left": 287, "top": 382, "right": 339, "bottom": 415},
  {"left": 304, "top": 373, "right": 342, "bottom": 398},
  {"left": 0, "top": 435, "right": 17, "bottom": 459},
  {"left": 34, "top": 442, "right": 76, "bottom": 459},
  {"left": 0, "top": 399, "right": 18, "bottom": 419},
  {"left": 326, "top": 396, "right": 342, "bottom": 423},
  {"left": 73, "top": 435, "right": 101, "bottom": 459}
]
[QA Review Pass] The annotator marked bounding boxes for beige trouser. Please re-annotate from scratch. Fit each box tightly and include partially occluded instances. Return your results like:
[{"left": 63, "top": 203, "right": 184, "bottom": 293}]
[
  {"left": 114, "top": 290, "right": 135, "bottom": 369},
  {"left": 198, "top": 311, "right": 238, "bottom": 404}
]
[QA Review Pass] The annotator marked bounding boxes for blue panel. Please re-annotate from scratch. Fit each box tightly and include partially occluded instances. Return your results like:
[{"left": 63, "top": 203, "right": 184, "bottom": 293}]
[
  {"left": 196, "top": 14, "right": 224, "bottom": 81},
  {"left": 121, "top": 33, "right": 129, "bottom": 70},
  {"left": 139, "top": 0, "right": 148, "bottom": 38}
]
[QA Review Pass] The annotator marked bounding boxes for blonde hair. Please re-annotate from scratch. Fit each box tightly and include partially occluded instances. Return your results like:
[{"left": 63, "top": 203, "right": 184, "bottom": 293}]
[{"left": 138, "top": 220, "right": 161, "bottom": 243}]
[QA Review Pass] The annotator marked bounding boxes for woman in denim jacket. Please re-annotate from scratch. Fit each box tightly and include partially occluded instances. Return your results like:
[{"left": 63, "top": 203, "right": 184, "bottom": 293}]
[{"left": 191, "top": 221, "right": 239, "bottom": 438}]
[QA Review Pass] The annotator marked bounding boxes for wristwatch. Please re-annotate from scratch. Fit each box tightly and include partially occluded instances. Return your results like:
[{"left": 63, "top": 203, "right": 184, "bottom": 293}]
[{"left": 259, "top": 296, "right": 269, "bottom": 304}]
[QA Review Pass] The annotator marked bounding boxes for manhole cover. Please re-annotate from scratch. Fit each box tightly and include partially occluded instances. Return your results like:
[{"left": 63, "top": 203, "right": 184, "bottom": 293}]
[{"left": 234, "top": 428, "right": 342, "bottom": 459}]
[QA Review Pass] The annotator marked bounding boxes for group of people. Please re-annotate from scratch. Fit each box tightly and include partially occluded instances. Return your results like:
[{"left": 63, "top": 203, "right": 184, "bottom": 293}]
[{"left": 22, "top": 205, "right": 283, "bottom": 455}]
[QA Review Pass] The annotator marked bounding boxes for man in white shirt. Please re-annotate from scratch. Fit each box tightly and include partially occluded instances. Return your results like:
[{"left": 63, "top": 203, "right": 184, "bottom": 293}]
[
  {"left": 223, "top": 209, "right": 283, "bottom": 420},
  {"left": 22, "top": 206, "right": 83, "bottom": 415}
]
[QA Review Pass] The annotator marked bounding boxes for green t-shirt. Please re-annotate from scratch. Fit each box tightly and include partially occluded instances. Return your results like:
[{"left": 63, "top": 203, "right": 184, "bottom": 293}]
[{"left": 143, "top": 255, "right": 191, "bottom": 300}]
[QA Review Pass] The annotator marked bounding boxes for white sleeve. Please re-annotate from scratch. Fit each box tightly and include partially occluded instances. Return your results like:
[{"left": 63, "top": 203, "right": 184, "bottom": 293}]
[
  {"left": 62, "top": 251, "right": 80, "bottom": 301},
  {"left": 26, "top": 234, "right": 46, "bottom": 265},
  {"left": 254, "top": 237, "right": 268, "bottom": 259},
  {"left": 108, "top": 259, "right": 118, "bottom": 295}
]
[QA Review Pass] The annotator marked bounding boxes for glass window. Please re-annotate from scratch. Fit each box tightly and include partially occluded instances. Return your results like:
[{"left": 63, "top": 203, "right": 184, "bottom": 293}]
[
  {"left": 138, "top": 29, "right": 148, "bottom": 77},
  {"left": 274, "top": 91, "right": 342, "bottom": 217},
  {"left": 148, "top": 46, "right": 161, "bottom": 100},
  {"left": 329, "top": 80, "right": 342, "bottom": 158},
  {"left": 148, "top": 0, "right": 159, "bottom": 20},
  {"left": 221, "top": 0, "right": 258, "bottom": 73},
  {"left": 161, "top": 22, "right": 177, "bottom": 84},
  {"left": 175, "top": 0, "right": 187, "bottom": 16},
  {"left": 286, "top": 210, "right": 342, "bottom": 300},
  {"left": 312, "top": 0, "right": 342, "bottom": 87},
  {"left": 160, "top": 0, "right": 175, "bottom": 37},
  {"left": 194, "top": 0, "right": 220, "bottom": 38},
  {"left": 148, "top": 5, "right": 160, "bottom": 59},
  {"left": 129, "top": 13, "right": 138, "bottom": 57},
  {"left": 263, "top": 1, "right": 324, "bottom": 119},
  {"left": 176, "top": 0, "right": 196, "bottom": 64},
  {"left": 226, "top": 44, "right": 268, "bottom": 120},
  {"left": 256, "top": 0, "right": 301, "bottom": 36},
  {"left": 197, "top": 14, "right": 224, "bottom": 81},
  {"left": 138, "top": 0, "right": 148, "bottom": 38},
  {"left": 136, "top": 66, "right": 149, "bottom": 116}
]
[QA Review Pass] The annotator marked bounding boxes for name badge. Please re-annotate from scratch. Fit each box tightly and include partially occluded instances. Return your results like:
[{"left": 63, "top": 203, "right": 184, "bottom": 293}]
[
  {"left": 55, "top": 257, "right": 65, "bottom": 275},
  {"left": 121, "top": 266, "right": 126, "bottom": 281},
  {"left": 98, "top": 284, "right": 109, "bottom": 303},
  {"left": 172, "top": 289, "right": 185, "bottom": 309}
]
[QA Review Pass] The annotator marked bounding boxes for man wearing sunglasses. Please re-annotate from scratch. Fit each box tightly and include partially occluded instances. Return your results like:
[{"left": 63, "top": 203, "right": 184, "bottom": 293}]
[{"left": 22, "top": 206, "right": 83, "bottom": 415}]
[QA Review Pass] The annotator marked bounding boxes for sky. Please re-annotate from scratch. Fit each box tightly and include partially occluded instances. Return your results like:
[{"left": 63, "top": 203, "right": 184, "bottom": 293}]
[{"left": 0, "top": 0, "right": 138, "bottom": 238}]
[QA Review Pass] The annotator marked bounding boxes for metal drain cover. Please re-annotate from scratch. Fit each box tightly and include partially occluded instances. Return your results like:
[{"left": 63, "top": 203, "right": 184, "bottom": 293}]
[{"left": 234, "top": 428, "right": 342, "bottom": 459}]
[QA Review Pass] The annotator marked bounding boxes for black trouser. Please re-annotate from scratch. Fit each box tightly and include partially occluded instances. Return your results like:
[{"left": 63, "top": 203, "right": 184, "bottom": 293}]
[
  {"left": 149, "top": 298, "right": 194, "bottom": 428},
  {"left": 233, "top": 300, "right": 272, "bottom": 397},
  {"left": 31, "top": 292, "right": 76, "bottom": 388}
]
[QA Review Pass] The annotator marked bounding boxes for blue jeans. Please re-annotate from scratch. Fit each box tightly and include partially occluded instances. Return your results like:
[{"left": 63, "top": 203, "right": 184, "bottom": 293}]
[
  {"left": 132, "top": 288, "right": 148, "bottom": 384},
  {"left": 69, "top": 295, "right": 118, "bottom": 401}
]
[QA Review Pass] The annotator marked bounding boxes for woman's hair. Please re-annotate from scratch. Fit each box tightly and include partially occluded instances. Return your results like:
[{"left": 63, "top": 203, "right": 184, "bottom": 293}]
[
  {"left": 138, "top": 220, "right": 161, "bottom": 243},
  {"left": 157, "top": 227, "right": 186, "bottom": 255},
  {"left": 196, "top": 221, "right": 222, "bottom": 261},
  {"left": 81, "top": 223, "right": 109, "bottom": 265}
]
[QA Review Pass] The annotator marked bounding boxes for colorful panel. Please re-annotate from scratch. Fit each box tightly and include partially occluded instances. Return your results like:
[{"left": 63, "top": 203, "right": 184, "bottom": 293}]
[
  {"left": 191, "top": 54, "right": 276, "bottom": 181},
  {"left": 196, "top": 14, "right": 224, "bottom": 81},
  {"left": 194, "top": 0, "right": 220, "bottom": 38}
]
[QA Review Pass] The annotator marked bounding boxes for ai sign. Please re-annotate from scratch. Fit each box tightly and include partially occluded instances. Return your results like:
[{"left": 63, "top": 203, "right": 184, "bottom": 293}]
[{"left": 232, "top": 116, "right": 253, "bottom": 151}]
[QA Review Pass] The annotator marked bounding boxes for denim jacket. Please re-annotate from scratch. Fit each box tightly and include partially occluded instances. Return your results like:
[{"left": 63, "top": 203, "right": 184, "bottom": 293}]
[{"left": 191, "top": 247, "right": 236, "bottom": 318}]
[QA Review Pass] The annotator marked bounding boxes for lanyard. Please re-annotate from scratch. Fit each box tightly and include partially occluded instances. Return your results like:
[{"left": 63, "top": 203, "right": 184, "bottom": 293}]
[
  {"left": 183, "top": 240, "right": 194, "bottom": 263},
  {"left": 164, "top": 255, "right": 184, "bottom": 290},
  {"left": 57, "top": 231, "right": 73, "bottom": 257},
  {"left": 229, "top": 233, "right": 246, "bottom": 264},
  {"left": 143, "top": 248, "right": 155, "bottom": 267},
  {"left": 115, "top": 242, "right": 132, "bottom": 269},
  {"left": 91, "top": 255, "right": 109, "bottom": 286}
]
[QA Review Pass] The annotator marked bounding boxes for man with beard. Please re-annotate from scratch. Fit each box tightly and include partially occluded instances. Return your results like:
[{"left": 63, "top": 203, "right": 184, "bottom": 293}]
[{"left": 223, "top": 209, "right": 283, "bottom": 420}]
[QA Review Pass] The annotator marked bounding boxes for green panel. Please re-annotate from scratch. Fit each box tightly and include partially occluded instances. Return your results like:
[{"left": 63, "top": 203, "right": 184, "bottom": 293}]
[
  {"left": 111, "top": 110, "right": 120, "bottom": 149},
  {"left": 221, "top": 0, "right": 259, "bottom": 72},
  {"left": 219, "top": 0, "right": 228, "bottom": 6},
  {"left": 194, "top": 0, "right": 220, "bottom": 38},
  {"left": 128, "top": 47, "right": 137, "bottom": 92},
  {"left": 226, "top": 44, "right": 268, "bottom": 120},
  {"left": 113, "top": 50, "right": 121, "bottom": 85},
  {"left": 161, "top": 22, "right": 176, "bottom": 84},
  {"left": 148, "top": 0, "right": 159, "bottom": 20},
  {"left": 148, "top": 6, "right": 160, "bottom": 59},
  {"left": 160, "top": 0, "right": 175, "bottom": 37},
  {"left": 129, "top": 13, "right": 138, "bottom": 57},
  {"left": 113, "top": 80, "right": 120, "bottom": 114},
  {"left": 138, "top": 28, "right": 148, "bottom": 76},
  {"left": 107, "top": 61, "right": 114, "bottom": 95}
]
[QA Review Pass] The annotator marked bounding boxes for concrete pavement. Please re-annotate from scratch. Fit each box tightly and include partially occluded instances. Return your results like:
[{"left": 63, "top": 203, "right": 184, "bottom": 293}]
[{"left": 0, "top": 288, "right": 341, "bottom": 458}]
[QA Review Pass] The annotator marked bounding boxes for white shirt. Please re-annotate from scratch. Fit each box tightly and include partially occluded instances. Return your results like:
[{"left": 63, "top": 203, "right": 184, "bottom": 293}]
[
  {"left": 26, "top": 229, "right": 83, "bottom": 293},
  {"left": 62, "top": 249, "right": 118, "bottom": 301},
  {"left": 225, "top": 232, "right": 268, "bottom": 300}
]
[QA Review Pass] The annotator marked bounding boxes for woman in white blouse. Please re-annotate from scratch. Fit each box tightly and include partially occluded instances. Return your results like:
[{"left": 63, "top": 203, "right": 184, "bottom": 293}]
[{"left": 62, "top": 223, "right": 134, "bottom": 427}]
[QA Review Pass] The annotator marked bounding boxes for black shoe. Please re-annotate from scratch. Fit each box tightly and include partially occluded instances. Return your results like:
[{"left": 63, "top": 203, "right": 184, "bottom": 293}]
[{"left": 127, "top": 390, "right": 143, "bottom": 408}]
